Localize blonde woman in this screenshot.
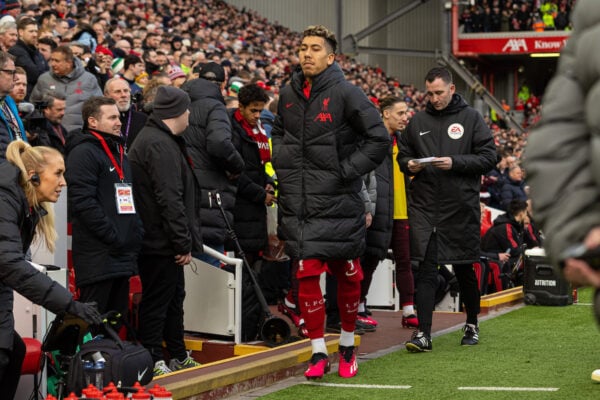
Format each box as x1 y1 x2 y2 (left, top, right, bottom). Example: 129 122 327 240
0 141 102 398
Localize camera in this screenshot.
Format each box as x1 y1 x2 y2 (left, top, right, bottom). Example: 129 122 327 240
19 101 48 134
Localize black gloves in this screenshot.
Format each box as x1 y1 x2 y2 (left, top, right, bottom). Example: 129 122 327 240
67 301 103 325
448 276 460 298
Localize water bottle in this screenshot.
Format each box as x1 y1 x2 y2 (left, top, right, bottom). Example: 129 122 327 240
93 360 105 390
83 360 94 387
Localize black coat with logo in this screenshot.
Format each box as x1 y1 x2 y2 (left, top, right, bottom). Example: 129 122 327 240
182 79 244 247
0 162 73 350
271 63 389 260
398 94 496 264
120 108 147 151
229 109 271 253
65 129 142 287
128 115 203 256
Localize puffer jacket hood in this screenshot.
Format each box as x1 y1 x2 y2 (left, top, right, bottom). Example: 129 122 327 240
183 78 224 104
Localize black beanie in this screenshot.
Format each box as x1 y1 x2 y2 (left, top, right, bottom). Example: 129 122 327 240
153 86 190 120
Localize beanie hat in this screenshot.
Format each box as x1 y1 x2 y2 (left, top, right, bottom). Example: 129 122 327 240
2 0 20 12
111 57 124 74
229 80 243 94
198 62 225 82
153 86 190 120
168 66 186 81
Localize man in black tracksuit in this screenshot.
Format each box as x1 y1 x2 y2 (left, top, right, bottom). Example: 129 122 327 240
398 67 496 352
182 66 244 266
129 86 203 376
65 96 142 319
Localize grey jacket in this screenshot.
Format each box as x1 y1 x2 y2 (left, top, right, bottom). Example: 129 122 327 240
30 57 102 132
524 0 600 266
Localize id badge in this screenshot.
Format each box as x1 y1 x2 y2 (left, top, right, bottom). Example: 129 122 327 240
115 183 136 214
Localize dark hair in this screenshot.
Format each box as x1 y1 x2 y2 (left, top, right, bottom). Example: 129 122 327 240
82 96 116 125
425 66 453 84
302 25 337 54
39 10 57 25
508 200 528 217
38 37 57 50
379 96 403 112
42 91 66 108
238 83 269 107
0 50 15 69
124 54 143 71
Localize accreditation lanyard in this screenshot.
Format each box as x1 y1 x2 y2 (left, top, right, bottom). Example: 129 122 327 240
89 130 124 181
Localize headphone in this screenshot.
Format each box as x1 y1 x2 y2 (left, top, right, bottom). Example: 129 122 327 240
30 173 40 186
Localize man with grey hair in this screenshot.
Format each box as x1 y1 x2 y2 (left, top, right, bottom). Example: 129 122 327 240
104 77 147 149
35 91 68 154
0 19 17 52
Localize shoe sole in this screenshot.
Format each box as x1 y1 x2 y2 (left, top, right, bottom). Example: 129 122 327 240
461 341 479 346
405 343 431 353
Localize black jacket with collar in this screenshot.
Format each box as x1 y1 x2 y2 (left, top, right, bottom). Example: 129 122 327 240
65 128 142 287
9 40 49 99
128 115 203 256
271 63 389 260
0 162 73 350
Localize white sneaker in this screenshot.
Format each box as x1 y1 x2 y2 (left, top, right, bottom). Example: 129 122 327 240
153 360 172 376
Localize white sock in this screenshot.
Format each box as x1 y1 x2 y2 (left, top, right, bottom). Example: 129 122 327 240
339 329 355 347
358 302 366 313
284 297 296 308
403 305 415 316
311 338 328 355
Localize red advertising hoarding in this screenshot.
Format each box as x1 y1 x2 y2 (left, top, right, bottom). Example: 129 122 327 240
456 32 571 56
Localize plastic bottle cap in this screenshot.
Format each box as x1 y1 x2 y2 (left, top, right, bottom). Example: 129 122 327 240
65 394 79 400
103 381 117 393
132 389 151 399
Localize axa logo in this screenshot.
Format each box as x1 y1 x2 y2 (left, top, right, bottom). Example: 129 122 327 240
502 39 528 52
314 97 333 122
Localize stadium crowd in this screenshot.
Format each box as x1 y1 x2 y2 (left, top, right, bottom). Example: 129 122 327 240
0 0 543 390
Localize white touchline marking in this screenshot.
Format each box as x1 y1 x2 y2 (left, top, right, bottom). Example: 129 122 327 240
458 387 559 392
303 382 411 389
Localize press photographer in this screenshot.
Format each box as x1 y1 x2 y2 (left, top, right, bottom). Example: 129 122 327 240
19 91 68 154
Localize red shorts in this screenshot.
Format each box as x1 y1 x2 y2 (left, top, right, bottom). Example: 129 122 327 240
296 258 363 282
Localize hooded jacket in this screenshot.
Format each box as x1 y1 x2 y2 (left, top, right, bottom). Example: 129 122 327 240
0 162 73 350
65 129 142 287
271 63 389 259
398 93 496 264
128 115 203 256
182 78 244 246
30 57 102 132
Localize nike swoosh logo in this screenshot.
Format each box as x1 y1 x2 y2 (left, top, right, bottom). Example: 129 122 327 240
137 367 148 381
285 103 294 108
307 307 322 313
109 167 116 172
419 131 430 136
346 270 357 277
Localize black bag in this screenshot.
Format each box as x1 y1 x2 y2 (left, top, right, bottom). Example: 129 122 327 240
67 323 153 394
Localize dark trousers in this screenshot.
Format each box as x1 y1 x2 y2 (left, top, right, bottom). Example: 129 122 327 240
78 276 130 318
416 234 480 336
0 330 26 399
137 254 187 362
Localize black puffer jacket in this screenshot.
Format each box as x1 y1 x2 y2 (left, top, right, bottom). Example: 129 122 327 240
365 133 395 260
182 78 244 246
0 162 73 350
398 94 497 264
271 63 389 259
128 115 203 256
65 129 142 287
229 109 272 253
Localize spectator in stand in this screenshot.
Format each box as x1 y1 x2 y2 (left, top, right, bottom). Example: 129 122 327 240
37 37 56 62
129 86 202 376
103 77 147 150
168 65 187 88
30 45 102 132
0 0 21 21
271 25 388 379
36 91 68 154
228 83 274 267
9 17 48 100
65 96 142 319
0 52 27 160
500 165 528 211
9 66 26 105
0 140 102 398
399 66 496 353
0 19 17 53
120 54 145 97
181 62 245 267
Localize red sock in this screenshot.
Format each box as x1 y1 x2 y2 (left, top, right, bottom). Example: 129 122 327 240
298 275 325 339
337 277 361 332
